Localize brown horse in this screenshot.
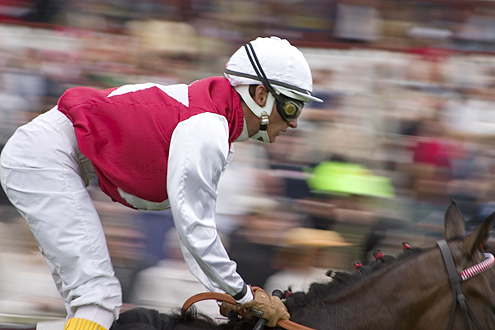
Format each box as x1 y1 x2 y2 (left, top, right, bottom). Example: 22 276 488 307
111 200 495 330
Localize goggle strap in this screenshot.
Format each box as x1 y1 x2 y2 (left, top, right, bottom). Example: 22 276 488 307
244 43 285 105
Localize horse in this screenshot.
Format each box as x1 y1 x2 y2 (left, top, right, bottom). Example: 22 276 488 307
111 200 495 330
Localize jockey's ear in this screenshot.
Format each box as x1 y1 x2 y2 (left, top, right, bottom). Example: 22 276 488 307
462 211 495 257
444 200 465 241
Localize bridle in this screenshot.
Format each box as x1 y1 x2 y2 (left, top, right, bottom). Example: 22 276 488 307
437 240 495 330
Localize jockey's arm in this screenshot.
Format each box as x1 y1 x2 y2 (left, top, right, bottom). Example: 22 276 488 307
167 113 252 303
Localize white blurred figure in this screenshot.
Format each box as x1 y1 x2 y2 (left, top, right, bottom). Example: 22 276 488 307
0 216 66 322
215 140 273 237
441 85 495 137
2 49 46 116
0 74 31 149
334 2 383 43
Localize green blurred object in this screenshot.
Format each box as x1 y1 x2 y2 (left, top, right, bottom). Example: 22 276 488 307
307 161 395 198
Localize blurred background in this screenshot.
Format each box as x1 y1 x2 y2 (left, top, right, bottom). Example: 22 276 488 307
3 0 495 325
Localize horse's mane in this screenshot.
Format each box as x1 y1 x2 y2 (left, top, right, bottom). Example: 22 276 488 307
284 246 426 312
111 306 225 330
178 307 257 330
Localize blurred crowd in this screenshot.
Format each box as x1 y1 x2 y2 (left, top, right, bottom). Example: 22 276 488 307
3 0 495 324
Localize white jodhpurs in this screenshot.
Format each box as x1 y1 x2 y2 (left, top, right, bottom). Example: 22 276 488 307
0 107 121 328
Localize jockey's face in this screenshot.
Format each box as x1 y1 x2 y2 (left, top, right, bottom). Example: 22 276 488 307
266 102 298 143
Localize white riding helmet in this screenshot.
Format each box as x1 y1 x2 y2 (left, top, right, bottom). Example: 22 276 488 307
225 36 323 143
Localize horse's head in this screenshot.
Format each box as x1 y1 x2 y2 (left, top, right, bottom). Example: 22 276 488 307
443 200 495 329
267 200 495 330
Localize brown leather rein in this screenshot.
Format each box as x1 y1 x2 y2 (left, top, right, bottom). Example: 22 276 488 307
181 292 315 330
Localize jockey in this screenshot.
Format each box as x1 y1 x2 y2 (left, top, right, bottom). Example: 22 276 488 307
0 36 322 330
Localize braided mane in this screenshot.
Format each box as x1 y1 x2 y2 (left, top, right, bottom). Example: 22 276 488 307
284 246 425 312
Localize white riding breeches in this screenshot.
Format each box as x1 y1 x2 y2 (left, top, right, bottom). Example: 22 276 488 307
0 107 121 328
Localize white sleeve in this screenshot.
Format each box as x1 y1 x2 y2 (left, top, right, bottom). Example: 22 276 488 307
167 112 252 303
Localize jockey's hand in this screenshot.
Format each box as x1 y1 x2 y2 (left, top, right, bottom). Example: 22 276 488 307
219 301 247 319
240 287 290 327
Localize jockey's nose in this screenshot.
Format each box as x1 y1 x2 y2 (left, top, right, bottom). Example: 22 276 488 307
288 118 298 128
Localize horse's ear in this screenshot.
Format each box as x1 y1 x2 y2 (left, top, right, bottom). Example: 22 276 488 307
462 211 495 257
444 200 465 240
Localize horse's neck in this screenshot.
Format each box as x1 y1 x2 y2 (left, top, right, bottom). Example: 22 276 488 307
291 251 449 330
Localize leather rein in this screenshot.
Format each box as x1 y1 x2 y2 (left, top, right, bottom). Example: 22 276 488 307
437 239 495 330
181 292 315 330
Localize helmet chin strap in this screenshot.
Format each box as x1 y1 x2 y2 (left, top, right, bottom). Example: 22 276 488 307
235 85 276 143
250 128 271 143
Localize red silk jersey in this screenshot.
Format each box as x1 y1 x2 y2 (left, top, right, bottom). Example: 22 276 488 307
58 77 244 208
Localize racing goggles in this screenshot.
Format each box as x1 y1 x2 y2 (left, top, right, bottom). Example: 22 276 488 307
276 94 304 122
